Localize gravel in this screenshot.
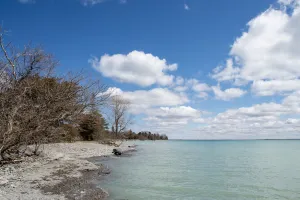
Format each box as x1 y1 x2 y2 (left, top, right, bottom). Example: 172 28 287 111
0 141 132 200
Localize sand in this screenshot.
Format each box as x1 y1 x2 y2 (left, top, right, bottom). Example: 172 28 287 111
0 141 134 200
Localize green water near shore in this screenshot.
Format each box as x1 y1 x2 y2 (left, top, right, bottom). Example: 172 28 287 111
97 140 300 200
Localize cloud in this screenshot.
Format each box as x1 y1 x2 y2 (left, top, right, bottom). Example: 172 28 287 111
90 51 177 87
18 0 35 3
211 59 242 83
102 87 189 114
192 82 210 92
142 91 300 138
80 0 107 6
101 88 300 139
101 87 206 135
119 0 127 4
185 79 211 99
122 88 188 109
99 87 123 97
175 76 184 85
212 85 246 101
186 79 210 91
184 3 190 10
196 91 300 139
144 106 202 126
196 92 209 99
218 103 291 118
252 79 300 96
212 0 300 96
156 106 201 118
140 91 300 139
278 0 300 6
173 86 188 92
281 90 300 111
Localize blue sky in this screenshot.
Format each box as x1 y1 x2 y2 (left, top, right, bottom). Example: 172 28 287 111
1 0 300 139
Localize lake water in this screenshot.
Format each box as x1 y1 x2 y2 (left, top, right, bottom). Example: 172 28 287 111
96 140 300 200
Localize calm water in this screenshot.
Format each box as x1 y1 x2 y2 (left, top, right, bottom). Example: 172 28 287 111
96 140 300 200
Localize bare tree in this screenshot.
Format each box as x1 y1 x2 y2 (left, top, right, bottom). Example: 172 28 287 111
109 95 132 136
0 27 109 161
0 29 55 85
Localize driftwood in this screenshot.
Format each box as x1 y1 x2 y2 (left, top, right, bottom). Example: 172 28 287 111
112 149 122 156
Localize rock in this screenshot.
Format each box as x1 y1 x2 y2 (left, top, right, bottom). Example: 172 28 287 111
99 167 111 175
112 149 122 156
0 178 8 186
24 148 34 156
52 153 64 160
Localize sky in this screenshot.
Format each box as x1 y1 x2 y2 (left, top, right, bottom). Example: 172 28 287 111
1 0 300 139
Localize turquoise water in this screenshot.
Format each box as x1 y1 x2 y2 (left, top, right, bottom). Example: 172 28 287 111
97 140 300 200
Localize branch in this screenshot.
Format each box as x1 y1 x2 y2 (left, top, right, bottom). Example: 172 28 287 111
0 35 16 80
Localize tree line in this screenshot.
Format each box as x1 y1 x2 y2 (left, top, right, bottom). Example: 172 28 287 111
124 130 168 140
0 27 167 161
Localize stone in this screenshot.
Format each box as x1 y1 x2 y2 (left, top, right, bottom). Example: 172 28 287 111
0 178 8 186
112 149 122 156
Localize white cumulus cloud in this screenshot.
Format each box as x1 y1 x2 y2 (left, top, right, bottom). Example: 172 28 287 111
144 106 202 126
212 85 246 101
212 0 300 96
90 51 177 87
196 91 300 139
185 79 211 99
102 87 189 114
252 79 300 96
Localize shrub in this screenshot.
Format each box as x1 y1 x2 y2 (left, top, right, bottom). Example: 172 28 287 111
77 112 105 141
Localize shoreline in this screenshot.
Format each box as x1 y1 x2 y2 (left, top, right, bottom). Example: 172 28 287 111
0 141 136 200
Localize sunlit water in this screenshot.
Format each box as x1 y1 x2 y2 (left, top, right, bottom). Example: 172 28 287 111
95 140 300 200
